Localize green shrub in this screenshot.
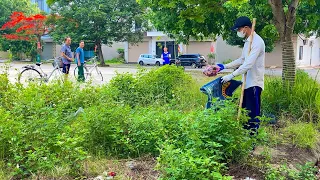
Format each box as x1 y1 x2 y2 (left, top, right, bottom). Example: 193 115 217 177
0 65 253 178
105 58 125 64
263 70 320 122
222 59 233 64
265 162 317 180
0 82 93 177
156 101 255 179
117 48 124 58
283 122 319 149
109 65 205 109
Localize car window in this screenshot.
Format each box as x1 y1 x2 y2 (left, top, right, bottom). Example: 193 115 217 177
191 55 197 58
148 55 153 58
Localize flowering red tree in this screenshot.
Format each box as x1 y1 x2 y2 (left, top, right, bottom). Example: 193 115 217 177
1 12 51 61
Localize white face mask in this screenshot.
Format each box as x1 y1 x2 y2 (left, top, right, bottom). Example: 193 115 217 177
237 30 246 38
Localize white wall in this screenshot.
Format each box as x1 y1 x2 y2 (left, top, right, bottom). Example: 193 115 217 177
311 38 320 66
215 36 242 63
296 35 320 67
101 42 125 60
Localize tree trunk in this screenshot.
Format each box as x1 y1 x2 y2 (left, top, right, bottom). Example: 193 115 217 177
96 41 105 66
268 0 299 87
281 33 296 87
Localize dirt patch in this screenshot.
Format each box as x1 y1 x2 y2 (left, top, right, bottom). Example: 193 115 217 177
267 145 319 169
227 143 320 180
227 162 264 180
85 156 159 180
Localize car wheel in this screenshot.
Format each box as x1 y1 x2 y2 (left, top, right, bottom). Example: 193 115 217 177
155 61 161 66
139 61 144 66
191 63 197 68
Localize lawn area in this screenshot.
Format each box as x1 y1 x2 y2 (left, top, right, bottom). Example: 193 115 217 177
0 65 319 179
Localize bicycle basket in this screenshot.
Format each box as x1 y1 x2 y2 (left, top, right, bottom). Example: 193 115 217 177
52 57 64 68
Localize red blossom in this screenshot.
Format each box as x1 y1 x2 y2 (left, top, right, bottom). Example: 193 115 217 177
1 11 52 43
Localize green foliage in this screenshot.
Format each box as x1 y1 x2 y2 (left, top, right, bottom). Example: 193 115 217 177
207 53 215 59
49 0 144 63
0 65 249 178
283 122 319 149
7 64 319 179
265 162 318 180
117 48 124 58
262 70 320 122
139 0 319 52
156 102 255 179
109 65 204 109
105 58 125 64
222 59 233 64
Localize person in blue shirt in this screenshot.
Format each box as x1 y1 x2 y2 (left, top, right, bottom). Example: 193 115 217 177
75 41 85 82
161 47 171 65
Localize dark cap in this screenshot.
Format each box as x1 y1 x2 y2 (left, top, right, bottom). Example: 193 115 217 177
230 16 252 31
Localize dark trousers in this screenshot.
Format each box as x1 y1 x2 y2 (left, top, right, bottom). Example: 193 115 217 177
62 64 71 74
242 86 262 134
77 63 85 82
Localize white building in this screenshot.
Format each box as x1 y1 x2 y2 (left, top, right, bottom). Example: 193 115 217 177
125 31 213 63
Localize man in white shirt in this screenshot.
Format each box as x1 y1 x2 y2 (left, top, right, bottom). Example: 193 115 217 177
217 16 265 135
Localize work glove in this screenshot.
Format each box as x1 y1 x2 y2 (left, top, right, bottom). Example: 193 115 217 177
216 64 225 71
221 73 235 83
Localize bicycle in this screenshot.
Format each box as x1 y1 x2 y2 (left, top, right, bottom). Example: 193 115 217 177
73 56 103 83
18 57 64 84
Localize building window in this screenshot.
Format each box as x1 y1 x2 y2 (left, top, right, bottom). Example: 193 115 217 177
299 46 303 60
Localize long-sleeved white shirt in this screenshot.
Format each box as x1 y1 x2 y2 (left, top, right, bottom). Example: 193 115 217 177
225 32 265 90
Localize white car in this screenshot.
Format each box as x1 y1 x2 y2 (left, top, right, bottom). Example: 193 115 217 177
138 54 164 66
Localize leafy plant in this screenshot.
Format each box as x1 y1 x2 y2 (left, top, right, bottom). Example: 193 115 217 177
117 48 124 58
222 59 233 64
156 101 255 179
265 162 317 180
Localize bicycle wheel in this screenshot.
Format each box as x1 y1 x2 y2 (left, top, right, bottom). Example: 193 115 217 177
87 67 103 84
74 66 89 81
18 68 42 84
48 68 64 83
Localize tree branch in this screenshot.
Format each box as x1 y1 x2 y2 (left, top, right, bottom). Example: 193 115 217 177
286 0 299 31
268 0 286 40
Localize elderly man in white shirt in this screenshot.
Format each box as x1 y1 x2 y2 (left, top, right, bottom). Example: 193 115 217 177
217 16 265 135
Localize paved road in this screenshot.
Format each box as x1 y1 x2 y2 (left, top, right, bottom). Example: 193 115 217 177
1 62 320 85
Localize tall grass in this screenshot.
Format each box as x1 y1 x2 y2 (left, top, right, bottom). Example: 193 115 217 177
262 70 320 122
